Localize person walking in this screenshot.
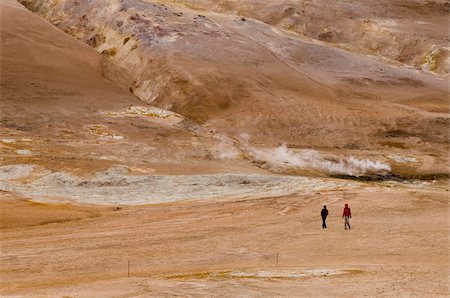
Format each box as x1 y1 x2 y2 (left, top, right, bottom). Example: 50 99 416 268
342 203 351 230
321 205 328 229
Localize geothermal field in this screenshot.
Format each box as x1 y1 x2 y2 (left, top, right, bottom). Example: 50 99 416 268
1 0 449 296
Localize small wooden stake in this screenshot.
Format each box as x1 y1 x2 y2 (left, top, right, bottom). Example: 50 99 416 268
276 253 279 267
128 260 130 278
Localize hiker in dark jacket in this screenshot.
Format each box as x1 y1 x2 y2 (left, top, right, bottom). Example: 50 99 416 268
342 203 352 230
321 205 328 229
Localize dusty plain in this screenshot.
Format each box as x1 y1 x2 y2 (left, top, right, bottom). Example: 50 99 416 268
1 0 449 296
1 185 449 296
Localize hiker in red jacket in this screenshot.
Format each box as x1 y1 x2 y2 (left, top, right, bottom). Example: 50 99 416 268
342 203 351 230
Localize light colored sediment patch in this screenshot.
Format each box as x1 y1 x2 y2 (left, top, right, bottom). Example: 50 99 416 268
102 106 186 126
14 149 32 155
1 138 16 144
127 106 176 118
388 154 419 163
0 164 34 181
421 48 442 71
167 268 361 280
0 165 361 205
88 125 125 140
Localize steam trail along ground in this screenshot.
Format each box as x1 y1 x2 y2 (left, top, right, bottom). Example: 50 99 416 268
1 0 449 296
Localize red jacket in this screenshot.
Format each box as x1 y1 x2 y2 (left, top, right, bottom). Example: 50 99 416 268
342 207 351 217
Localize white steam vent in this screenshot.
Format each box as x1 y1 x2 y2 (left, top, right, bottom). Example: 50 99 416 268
240 135 391 176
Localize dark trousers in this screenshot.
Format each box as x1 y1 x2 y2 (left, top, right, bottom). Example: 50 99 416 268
322 216 327 228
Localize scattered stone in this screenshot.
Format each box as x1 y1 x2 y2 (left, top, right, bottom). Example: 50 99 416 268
86 33 106 48
318 31 334 42
101 47 117 57
194 15 207 20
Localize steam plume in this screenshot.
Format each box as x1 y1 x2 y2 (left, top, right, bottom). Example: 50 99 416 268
239 135 390 176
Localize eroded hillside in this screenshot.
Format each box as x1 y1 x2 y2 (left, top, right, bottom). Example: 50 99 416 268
14 0 449 178
1 2 449 296
0 0 255 177
161 0 450 76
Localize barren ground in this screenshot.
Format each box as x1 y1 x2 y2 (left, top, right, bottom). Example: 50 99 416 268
1 0 449 296
1 184 448 296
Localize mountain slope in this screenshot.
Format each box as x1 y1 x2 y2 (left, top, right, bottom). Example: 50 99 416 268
0 0 252 176
16 0 449 177
158 0 450 77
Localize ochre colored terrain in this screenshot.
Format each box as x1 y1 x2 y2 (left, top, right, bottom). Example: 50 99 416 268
1 0 448 296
